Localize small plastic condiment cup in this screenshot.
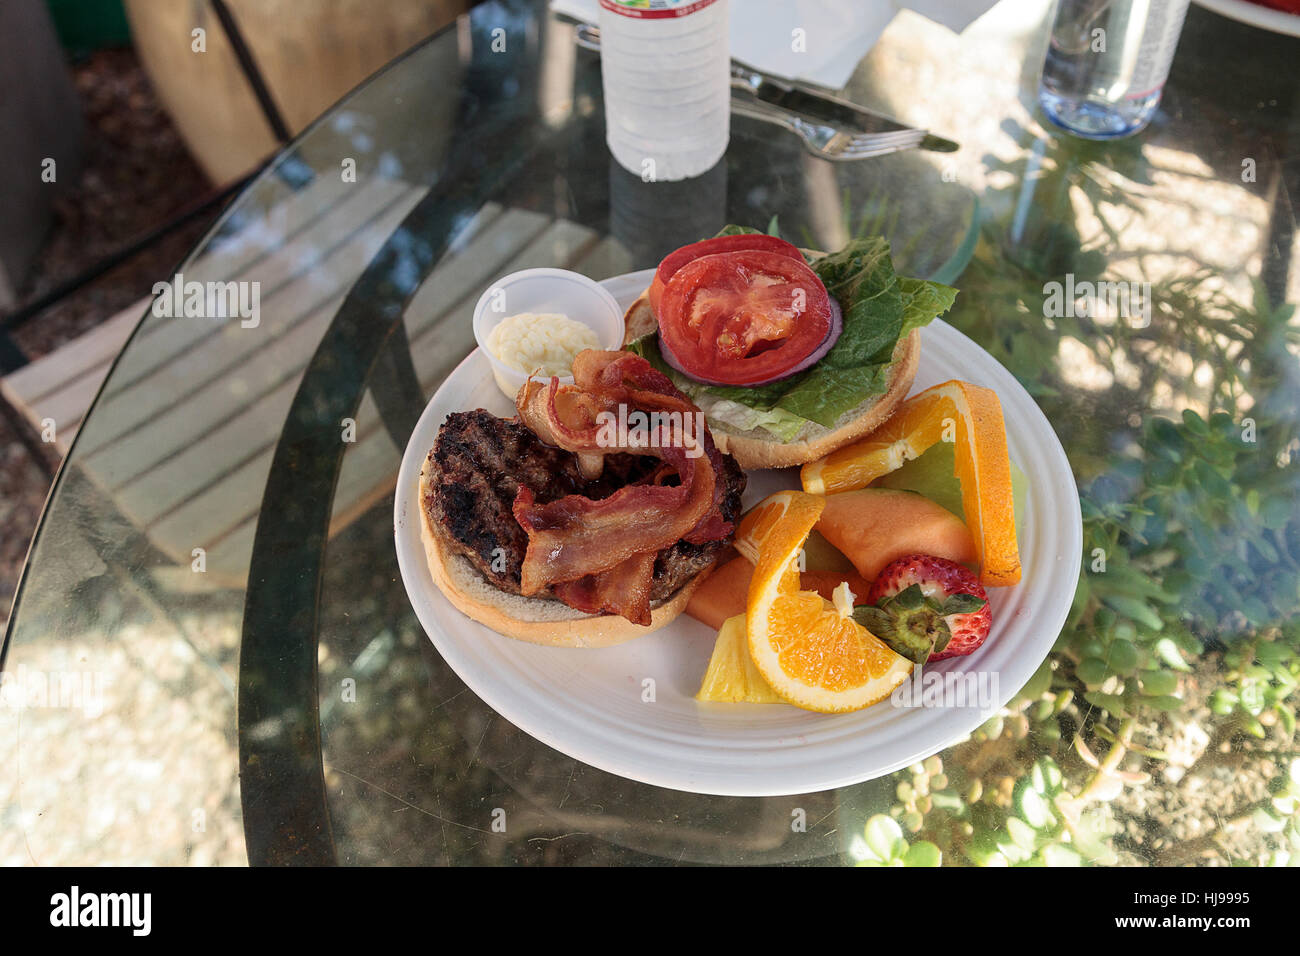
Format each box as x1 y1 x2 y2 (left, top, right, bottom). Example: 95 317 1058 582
472 268 626 401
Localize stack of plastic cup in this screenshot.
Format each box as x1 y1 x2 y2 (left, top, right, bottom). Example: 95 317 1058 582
598 0 730 183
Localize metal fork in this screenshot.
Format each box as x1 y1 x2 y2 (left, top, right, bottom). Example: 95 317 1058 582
728 98 927 161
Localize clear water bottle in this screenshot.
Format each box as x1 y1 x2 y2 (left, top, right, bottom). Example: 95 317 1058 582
598 0 730 182
1038 0 1190 139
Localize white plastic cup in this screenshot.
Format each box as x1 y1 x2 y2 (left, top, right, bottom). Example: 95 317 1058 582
472 268 625 401
598 0 730 183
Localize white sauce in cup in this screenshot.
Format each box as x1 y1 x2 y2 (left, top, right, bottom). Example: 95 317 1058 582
484 312 602 378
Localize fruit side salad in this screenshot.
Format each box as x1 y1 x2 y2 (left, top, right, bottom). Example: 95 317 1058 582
687 379 1024 713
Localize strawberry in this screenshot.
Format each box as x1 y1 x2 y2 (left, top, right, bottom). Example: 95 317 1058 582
853 554 991 664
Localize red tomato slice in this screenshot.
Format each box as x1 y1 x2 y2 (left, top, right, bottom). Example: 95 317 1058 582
648 234 805 318
657 250 834 386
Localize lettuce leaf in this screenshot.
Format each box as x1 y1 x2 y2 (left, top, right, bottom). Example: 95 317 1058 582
691 396 810 443
638 229 957 438
776 364 893 422
809 237 904 368
714 224 763 237
627 335 813 440
899 276 958 338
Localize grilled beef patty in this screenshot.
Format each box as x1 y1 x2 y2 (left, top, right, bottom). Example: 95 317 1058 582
425 410 745 605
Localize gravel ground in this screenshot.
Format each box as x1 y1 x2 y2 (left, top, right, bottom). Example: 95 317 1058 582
2 47 217 629
0 414 50 628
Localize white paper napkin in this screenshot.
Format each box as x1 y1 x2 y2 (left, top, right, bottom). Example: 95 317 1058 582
551 0 997 89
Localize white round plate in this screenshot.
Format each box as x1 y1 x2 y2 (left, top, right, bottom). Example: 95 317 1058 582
1192 0 1300 36
394 268 1083 796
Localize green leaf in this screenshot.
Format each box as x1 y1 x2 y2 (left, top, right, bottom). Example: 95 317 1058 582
898 276 958 336
1109 640 1139 675
1260 496 1293 531
889 584 928 610
853 606 894 634
1154 637 1193 671
809 237 894 305
1255 641 1290 670
1101 594 1165 631
1182 409 1209 435
699 394 810 442
1077 657 1108 685
1019 785 1053 829
863 814 906 862
713 223 762 237
1240 682 1266 716
776 363 892 426
997 837 1033 864
1210 688 1239 714
1084 691 1129 717
1041 843 1083 867
1246 488 1261 516
903 841 942 867
1138 670 1179 696
1006 817 1039 851
1031 757 1063 795
626 335 813 441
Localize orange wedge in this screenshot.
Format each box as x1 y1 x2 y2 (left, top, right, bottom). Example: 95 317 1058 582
745 491 911 713
800 380 1021 587
732 489 806 565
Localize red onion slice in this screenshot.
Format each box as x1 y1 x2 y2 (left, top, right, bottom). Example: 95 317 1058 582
660 295 843 387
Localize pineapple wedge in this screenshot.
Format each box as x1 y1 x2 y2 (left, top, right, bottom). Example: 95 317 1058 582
695 615 784 704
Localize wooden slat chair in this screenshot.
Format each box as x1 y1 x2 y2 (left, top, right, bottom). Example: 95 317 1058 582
2 303 142 455
2 169 361 454
2 173 627 588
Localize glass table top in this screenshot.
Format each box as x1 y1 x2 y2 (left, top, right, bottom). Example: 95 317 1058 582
2 0 1297 866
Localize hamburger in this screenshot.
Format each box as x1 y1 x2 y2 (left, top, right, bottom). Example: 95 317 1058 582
420 349 745 647
623 227 957 471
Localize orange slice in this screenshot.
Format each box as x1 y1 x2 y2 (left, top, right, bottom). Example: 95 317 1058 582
732 489 806 565
745 491 911 713
800 380 1021 587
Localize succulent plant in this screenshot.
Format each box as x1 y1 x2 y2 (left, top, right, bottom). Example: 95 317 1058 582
852 814 942 867
844 128 1300 868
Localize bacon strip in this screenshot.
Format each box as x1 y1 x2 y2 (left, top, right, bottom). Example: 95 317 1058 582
553 553 657 627
518 353 734 542
511 442 714 593
516 379 606 480
509 350 733 621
